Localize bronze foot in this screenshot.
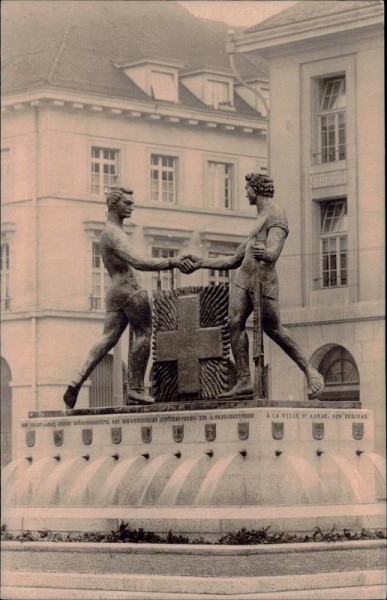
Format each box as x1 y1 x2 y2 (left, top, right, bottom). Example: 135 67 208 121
306 367 325 399
219 378 254 399
63 384 80 409
127 388 154 405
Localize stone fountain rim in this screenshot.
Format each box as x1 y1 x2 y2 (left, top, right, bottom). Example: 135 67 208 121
2 539 386 555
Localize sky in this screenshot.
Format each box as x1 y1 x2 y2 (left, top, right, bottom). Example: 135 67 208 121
179 0 298 27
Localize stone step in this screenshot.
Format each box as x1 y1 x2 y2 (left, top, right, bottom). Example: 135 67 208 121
2 569 386 599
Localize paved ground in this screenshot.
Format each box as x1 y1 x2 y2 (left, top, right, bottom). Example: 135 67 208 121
3 546 385 578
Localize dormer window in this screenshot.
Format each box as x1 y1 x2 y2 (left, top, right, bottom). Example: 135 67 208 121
181 68 234 111
115 58 183 103
150 70 177 102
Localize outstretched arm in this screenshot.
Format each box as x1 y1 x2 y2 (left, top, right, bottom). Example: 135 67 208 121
251 227 287 263
110 229 180 271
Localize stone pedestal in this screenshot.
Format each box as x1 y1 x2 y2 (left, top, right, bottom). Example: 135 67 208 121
2 403 385 537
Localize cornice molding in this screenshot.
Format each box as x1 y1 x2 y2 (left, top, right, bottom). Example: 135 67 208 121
232 4 384 56
1 88 267 134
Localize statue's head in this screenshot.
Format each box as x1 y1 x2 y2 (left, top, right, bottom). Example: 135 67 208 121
245 173 274 198
106 187 134 210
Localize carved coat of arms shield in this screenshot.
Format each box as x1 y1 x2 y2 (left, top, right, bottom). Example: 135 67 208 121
82 429 93 445
53 429 64 447
111 427 122 444
173 425 184 443
205 423 216 442
238 422 249 441
312 422 325 440
272 422 284 440
352 422 364 440
26 430 35 448
141 426 152 444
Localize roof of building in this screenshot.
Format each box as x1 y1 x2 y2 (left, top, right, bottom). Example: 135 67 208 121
2 0 267 118
245 0 382 33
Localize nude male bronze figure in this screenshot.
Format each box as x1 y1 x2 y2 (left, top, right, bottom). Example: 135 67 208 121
181 173 324 400
63 187 184 408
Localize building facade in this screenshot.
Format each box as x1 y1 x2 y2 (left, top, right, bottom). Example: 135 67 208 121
1 1 268 463
231 0 385 455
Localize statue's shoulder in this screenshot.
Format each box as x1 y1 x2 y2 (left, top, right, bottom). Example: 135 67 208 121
268 201 289 234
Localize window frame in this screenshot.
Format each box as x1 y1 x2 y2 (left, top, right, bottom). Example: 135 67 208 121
207 161 234 210
316 75 346 165
319 198 348 289
150 153 178 204
90 146 120 196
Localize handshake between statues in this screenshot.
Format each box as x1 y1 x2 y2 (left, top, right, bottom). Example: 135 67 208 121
177 255 203 274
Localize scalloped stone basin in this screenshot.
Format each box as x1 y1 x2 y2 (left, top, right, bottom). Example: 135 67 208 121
2 404 385 535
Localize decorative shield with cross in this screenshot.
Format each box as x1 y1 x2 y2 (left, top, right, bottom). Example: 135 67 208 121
173 425 184 443
272 422 284 440
312 422 325 441
82 429 93 445
153 286 229 401
205 423 216 442
53 429 64 447
352 423 364 440
26 430 35 448
141 426 152 444
111 427 122 444
238 422 249 441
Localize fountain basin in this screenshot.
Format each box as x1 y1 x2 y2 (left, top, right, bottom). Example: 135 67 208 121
2 404 385 535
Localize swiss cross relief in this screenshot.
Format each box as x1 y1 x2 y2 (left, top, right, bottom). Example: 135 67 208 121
152 286 230 401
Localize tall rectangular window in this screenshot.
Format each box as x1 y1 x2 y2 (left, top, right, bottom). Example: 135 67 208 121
320 199 348 288
318 76 346 163
150 155 177 203
91 242 109 310
151 247 177 291
208 162 233 209
91 147 118 195
1 242 11 310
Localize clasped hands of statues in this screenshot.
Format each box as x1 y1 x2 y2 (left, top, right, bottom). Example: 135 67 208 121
175 243 267 274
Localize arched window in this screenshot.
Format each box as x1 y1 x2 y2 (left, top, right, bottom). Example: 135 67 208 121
90 355 127 407
315 345 359 402
1 357 12 466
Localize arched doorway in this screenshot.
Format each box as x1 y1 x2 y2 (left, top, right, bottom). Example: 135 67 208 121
89 355 127 407
1 357 12 466
311 344 360 403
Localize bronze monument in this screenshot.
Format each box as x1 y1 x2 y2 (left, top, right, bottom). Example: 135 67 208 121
180 173 324 400
63 187 189 408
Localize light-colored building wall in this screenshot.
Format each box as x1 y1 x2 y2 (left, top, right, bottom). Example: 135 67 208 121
2 93 266 459
234 5 385 456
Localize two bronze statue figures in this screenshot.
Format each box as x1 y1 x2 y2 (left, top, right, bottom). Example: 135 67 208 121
63 174 324 409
